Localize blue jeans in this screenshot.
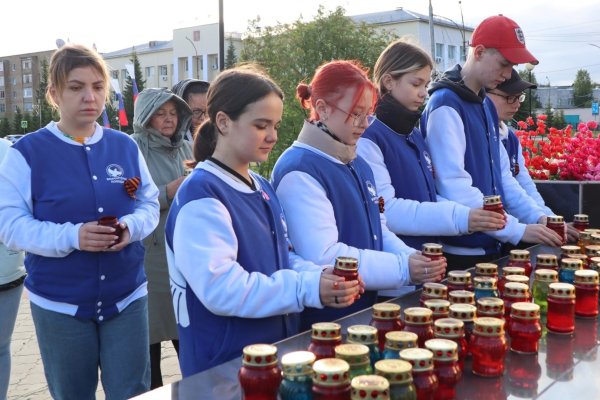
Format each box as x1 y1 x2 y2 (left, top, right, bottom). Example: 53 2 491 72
0 283 24 400
31 296 150 400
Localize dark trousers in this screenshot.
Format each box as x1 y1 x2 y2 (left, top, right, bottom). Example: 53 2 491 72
150 340 180 389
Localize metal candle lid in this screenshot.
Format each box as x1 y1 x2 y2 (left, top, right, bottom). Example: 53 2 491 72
312 358 350 386
580 231 593 242
425 338 458 361
473 317 504 337
448 290 475 305
548 282 576 299
423 282 448 298
242 344 278 367
536 254 558 267
347 325 378 345
585 245 600 257
474 276 498 290
404 307 433 325
350 375 390 399
335 344 370 366
399 348 434 371
335 256 359 272
477 297 505 315
281 351 316 377
475 263 498 276
574 269 600 285
448 270 472 285
422 242 443 255
509 249 530 261
434 318 465 338
534 269 558 282
561 258 583 271
372 303 401 319
510 302 540 320
574 214 589 223
505 274 530 285
547 215 565 224
374 359 413 384
483 195 502 206
592 234 600 244
504 282 529 298
311 322 342 341
384 331 418 351
424 299 451 315
561 245 582 255
502 266 525 276
449 303 477 321
585 229 600 235
590 257 600 272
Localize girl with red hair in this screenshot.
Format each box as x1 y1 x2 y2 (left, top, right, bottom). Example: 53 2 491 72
272 60 446 329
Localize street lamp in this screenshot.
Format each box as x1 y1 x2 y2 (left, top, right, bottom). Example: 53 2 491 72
185 36 200 79
525 63 535 116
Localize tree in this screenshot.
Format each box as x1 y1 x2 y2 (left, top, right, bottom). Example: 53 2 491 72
241 6 396 176
553 109 566 129
0 118 11 137
225 38 238 69
573 69 593 108
544 101 555 128
515 69 542 122
12 108 23 134
122 50 146 133
36 58 59 128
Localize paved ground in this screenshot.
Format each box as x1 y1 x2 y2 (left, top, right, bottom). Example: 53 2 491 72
7 290 182 400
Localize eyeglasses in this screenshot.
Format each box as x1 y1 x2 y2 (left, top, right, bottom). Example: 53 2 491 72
328 103 372 127
191 109 207 119
488 92 526 104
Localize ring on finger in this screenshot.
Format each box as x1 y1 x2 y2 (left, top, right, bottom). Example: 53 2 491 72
334 296 339 304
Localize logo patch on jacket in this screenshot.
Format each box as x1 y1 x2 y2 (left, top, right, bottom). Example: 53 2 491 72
366 180 378 203
106 164 126 183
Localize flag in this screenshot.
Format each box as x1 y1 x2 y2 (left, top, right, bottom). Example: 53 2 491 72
125 64 139 103
102 107 110 128
117 93 128 127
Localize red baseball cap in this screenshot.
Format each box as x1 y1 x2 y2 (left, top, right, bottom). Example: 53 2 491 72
470 15 538 65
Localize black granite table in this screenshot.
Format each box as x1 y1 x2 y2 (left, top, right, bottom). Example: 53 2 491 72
133 245 600 399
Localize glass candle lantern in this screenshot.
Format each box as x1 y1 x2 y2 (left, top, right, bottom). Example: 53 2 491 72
508 302 542 354
470 317 508 377
383 331 418 360
239 344 282 400
506 250 532 278
448 290 475 306
574 269 599 319
335 344 373 379
559 258 583 284
308 322 342 360
502 282 530 323
590 257 600 274
533 269 558 314
473 276 499 300
399 348 438 400
420 282 448 306
475 263 498 279
433 318 467 370
425 338 461 400
422 243 444 262
370 303 404 352
585 245 600 258
403 307 434 347
498 266 525 296
423 299 450 321
585 228 600 235
536 253 559 272
312 358 351 400
579 232 593 252
591 234 600 245
503 275 531 299
547 215 566 244
347 325 380 369
449 304 477 355
334 256 359 282
350 375 390 400
573 214 589 231
483 194 504 215
374 359 417 400
280 351 316 400
477 297 505 323
447 270 473 291
547 282 576 335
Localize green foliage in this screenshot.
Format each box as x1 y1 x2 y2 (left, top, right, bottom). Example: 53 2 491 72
573 69 593 108
225 38 238 69
0 118 11 137
122 50 146 133
35 58 59 128
544 102 555 128
553 109 567 129
12 108 23 133
240 6 396 177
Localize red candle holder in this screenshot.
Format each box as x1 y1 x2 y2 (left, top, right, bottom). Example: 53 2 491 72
312 358 351 399
574 269 599 319
579 232 593 252
502 282 530 323
308 322 342 360
505 351 541 399
370 303 404 352
434 318 467 371
471 317 508 377
535 253 559 272
333 256 359 282
447 270 473 291
476 297 505 330
448 290 475 306
239 344 282 400
449 304 477 356
425 338 461 400
98 215 124 240
483 195 504 216
547 215 566 245
506 249 532 278
475 263 498 279
403 307 434 347
498 266 525 296
585 245 600 258
547 283 576 335
545 331 574 381
420 282 448 306
424 299 450 321
350 375 389 400
508 302 542 354
399 348 438 400
422 243 444 261
573 213 590 232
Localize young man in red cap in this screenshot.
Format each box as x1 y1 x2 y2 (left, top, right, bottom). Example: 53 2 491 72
421 15 563 269
488 69 578 242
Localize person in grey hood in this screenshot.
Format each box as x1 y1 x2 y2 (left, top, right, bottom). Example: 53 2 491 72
131 88 193 388
172 79 209 141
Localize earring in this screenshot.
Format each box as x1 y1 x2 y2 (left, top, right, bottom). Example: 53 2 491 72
321 114 328 122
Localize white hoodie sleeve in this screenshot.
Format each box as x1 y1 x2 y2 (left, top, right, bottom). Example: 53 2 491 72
357 137 470 236
275 170 411 290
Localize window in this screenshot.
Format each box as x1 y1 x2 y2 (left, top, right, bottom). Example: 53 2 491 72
24 102 33 112
21 58 32 70
199 57 204 70
193 30 200 41
0 63 3 72
145 66 154 77
184 59 189 72
13 91 16 98
110 70 119 79
13 105 19 112
0 77 3 87
12 78 16 85
0 103 4 113
435 43 444 59
12 64 16 71
0 90 3 99
460 46 467 62
23 88 32 98
448 45 457 62
158 65 168 76
22 74 32 84
121 69 130 80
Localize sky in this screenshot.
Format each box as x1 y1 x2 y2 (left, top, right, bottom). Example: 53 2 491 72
2 0 599 86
